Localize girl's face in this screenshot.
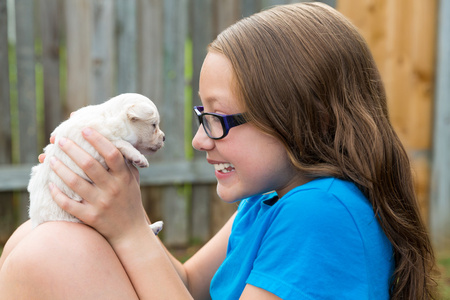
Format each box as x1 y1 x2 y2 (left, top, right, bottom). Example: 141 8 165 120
192 52 308 203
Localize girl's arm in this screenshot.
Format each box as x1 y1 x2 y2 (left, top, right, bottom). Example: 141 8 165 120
183 213 234 299
49 128 231 299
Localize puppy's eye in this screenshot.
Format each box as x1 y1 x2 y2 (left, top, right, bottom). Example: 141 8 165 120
152 124 156 128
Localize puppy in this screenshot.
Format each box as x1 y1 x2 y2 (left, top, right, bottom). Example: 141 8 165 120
28 93 165 234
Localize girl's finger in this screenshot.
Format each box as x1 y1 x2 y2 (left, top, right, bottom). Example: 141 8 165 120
49 156 96 202
56 136 112 188
38 154 46 163
49 181 89 223
80 128 129 174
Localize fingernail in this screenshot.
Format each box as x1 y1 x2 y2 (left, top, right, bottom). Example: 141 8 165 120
49 182 54 191
50 156 57 166
59 137 67 146
82 128 92 136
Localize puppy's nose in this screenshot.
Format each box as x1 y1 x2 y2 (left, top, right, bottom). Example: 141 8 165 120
163 135 165 142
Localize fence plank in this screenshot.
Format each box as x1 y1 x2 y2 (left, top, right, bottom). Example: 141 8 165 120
116 0 137 93
318 0 336 7
65 0 91 112
407 0 437 225
263 0 289 7
15 0 37 222
241 0 262 17
0 0 11 164
216 0 240 33
0 0 15 245
162 0 189 246
40 0 62 139
91 0 115 103
430 0 450 253
0 160 216 192
15 0 37 164
137 0 163 104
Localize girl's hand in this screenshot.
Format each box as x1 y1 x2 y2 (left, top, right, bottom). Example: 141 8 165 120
48 128 150 246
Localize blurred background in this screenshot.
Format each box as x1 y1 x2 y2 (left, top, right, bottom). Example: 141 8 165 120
0 0 449 295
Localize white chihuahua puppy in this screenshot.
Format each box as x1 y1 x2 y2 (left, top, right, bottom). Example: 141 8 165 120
28 93 164 234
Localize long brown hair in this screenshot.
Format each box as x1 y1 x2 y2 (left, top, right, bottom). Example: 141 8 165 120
209 2 437 299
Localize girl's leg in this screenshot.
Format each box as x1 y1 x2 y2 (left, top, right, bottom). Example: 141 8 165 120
0 221 139 300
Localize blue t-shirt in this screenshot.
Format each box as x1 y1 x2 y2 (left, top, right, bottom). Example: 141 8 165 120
210 177 394 299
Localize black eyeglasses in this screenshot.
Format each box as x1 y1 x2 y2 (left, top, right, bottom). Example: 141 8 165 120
193 106 247 140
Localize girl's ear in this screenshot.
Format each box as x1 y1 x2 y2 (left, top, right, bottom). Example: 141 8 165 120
126 103 155 121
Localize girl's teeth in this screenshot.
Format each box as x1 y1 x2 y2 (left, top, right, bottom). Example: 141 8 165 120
214 163 235 173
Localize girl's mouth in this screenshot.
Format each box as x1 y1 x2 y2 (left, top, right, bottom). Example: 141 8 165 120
214 163 235 173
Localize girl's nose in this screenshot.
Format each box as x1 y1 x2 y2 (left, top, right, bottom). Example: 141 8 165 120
192 126 214 152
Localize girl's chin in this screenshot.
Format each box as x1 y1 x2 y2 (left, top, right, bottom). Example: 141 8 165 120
216 185 242 204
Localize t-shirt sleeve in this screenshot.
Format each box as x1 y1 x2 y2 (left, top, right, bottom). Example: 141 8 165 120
247 189 370 299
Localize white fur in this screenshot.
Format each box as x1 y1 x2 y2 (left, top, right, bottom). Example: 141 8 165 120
28 93 165 234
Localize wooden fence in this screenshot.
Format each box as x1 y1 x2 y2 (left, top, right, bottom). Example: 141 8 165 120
0 0 338 248
1 0 449 251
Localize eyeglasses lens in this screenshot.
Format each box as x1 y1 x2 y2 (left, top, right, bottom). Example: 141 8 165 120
203 114 223 138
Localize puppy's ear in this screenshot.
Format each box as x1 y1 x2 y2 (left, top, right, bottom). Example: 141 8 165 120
127 103 155 121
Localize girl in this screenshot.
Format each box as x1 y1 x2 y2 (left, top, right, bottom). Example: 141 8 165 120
0 2 437 299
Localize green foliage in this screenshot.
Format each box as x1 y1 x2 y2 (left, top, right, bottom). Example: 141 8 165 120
439 254 450 299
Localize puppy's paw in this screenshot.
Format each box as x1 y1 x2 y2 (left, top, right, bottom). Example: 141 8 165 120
113 140 149 168
131 155 149 168
150 221 164 235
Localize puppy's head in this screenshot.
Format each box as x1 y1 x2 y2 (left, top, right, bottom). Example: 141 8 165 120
125 95 165 155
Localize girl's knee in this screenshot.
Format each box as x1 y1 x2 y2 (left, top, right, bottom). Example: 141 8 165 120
0 220 33 269
0 222 138 299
